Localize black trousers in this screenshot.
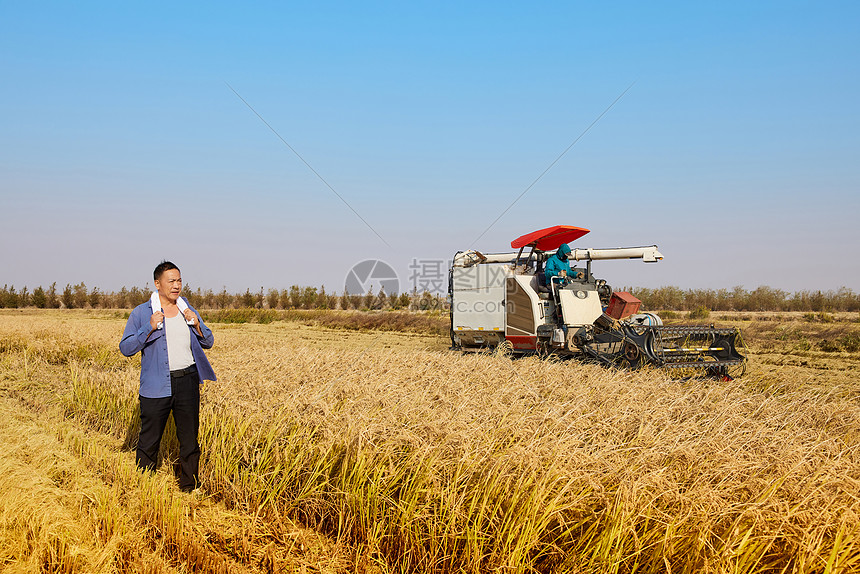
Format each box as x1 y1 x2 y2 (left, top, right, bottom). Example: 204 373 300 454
136 366 201 491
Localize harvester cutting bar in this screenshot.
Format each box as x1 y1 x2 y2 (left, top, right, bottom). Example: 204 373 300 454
657 326 739 337
662 347 729 353
663 359 745 369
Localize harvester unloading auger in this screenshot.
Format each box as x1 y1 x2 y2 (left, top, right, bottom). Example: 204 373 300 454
449 225 747 378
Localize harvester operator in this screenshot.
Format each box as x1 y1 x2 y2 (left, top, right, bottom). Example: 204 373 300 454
544 243 572 285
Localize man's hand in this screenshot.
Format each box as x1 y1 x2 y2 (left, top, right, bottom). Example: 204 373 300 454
150 312 164 330
559 269 567 278
184 309 204 336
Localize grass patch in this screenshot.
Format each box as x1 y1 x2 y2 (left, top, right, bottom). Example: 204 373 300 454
688 306 710 320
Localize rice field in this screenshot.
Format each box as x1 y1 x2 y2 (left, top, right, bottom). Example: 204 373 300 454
0 309 859 573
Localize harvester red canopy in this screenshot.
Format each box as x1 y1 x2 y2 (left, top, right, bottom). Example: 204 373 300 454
510 225 590 251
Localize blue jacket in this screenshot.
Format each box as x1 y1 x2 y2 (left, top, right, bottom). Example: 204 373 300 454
119 298 216 398
544 244 572 285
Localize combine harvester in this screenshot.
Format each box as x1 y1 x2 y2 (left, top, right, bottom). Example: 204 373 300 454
449 225 746 378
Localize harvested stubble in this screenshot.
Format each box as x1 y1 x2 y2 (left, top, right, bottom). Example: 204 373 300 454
200 307 450 335
2 310 860 573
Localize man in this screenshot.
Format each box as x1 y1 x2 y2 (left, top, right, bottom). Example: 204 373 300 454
544 243 573 286
119 261 216 493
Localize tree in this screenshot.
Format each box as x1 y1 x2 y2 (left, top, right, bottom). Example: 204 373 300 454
241 288 255 307
32 286 47 308
61 284 74 308
339 291 351 310
115 287 129 309
183 286 202 309
315 286 329 309
288 286 301 309
266 288 280 309
388 292 400 309
372 287 386 310
214 288 230 309
362 286 374 310
127 286 147 307
88 287 101 308
47 283 59 308
300 286 317 309
1 285 19 308
398 292 410 309
72 283 88 308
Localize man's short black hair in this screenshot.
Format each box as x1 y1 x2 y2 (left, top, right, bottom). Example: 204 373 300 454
154 261 180 281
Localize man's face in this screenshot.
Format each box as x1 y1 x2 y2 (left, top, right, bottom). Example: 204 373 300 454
155 269 182 303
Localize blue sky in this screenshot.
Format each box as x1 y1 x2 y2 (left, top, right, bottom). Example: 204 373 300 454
2 1 858 294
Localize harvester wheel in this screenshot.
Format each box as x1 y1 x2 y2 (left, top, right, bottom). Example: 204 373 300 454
623 341 641 368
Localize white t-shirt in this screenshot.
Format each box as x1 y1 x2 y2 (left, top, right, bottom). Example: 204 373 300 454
164 312 195 371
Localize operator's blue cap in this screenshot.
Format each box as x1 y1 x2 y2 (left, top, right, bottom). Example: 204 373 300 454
558 244 571 255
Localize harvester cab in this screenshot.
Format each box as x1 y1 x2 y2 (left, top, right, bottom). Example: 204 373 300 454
449 225 747 378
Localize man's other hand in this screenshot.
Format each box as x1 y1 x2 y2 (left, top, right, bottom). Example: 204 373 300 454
150 312 164 330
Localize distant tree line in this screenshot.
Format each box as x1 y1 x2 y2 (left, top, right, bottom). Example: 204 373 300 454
0 283 858 312
626 285 860 312
0 283 444 311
